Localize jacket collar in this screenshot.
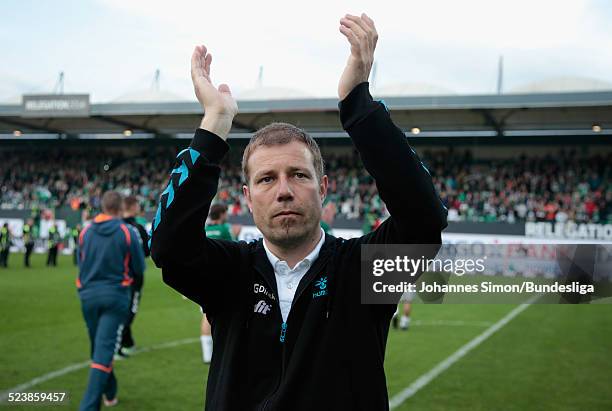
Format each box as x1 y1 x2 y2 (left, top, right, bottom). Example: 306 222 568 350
262 227 326 272
93 213 116 223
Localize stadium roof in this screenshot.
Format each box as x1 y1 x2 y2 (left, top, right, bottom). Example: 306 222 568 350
373 82 456 96
112 89 188 103
509 76 612 94
1 90 611 142
237 86 313 100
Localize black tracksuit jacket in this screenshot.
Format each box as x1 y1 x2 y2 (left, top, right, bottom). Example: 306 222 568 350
150 82 448 410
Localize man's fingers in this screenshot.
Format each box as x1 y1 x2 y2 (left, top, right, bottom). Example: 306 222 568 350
344 14 377 52
361 14 379 48
345 14 375 48
339 25 360 51
344 14 371 37
204 53 212 77
340 17 368 42
361 13 376 31
339 22 365 55
191 45 213 84
218 84 232 95
191 47 204 80
341 15 375 55
337 13 377 99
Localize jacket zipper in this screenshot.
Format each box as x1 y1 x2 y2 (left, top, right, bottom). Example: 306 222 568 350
260 254 330 410
279 321 287 343
257 269 284 411
261 278 323 410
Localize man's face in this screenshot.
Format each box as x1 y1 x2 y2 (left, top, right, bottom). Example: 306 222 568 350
125 203 140 217
219 211 227 224
243 141 328 249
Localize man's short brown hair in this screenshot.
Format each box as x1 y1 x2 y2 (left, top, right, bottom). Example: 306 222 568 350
123 195 140 210
209 204 228 220
101 191 123 215
241 123 325 184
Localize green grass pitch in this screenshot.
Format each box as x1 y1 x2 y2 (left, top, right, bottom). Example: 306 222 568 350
1 253 611 410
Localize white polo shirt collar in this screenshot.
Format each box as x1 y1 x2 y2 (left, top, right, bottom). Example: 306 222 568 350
263 228 326 322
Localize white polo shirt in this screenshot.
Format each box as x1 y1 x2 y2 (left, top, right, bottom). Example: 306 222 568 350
263 228 325 322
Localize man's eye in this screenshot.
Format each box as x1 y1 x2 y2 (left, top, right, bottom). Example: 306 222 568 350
295 173 306 179
259 176 273 183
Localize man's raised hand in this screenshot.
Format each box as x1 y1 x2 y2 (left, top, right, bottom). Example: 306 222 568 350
191 45 238 140
338 13 378 101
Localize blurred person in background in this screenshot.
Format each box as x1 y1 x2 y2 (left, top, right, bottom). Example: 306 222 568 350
71 224 82 266
200 203 241 363
320 201 336 235
0 222 11 268
118 195 150 357
46 224 61 266
76 191 145 410
23 219 35 268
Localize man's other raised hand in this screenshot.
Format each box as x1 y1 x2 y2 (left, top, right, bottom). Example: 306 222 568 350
191 45 237 140
338 13 378 101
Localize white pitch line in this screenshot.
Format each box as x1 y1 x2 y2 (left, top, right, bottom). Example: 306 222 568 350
0 337 199 402
409 320 493 327
1 299 537 406
389 295 541 410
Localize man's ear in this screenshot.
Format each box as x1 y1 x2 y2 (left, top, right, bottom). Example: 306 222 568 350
319 175 329 203
243 184 253 213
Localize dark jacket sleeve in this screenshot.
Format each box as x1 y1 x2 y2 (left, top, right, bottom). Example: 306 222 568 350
136 223 150 257
339 82 448 245
128 225 146 287
149 129 244 312
339 83 447 319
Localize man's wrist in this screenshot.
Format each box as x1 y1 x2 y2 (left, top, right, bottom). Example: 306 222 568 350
338 82 377 130
200 114 234 140
191 128 230 163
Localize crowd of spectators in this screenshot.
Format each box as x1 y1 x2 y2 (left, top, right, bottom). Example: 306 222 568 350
429 149 611 224
1 147 610 224
0 147 173 214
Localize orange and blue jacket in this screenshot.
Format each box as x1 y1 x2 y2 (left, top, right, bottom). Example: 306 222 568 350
77 214 145 297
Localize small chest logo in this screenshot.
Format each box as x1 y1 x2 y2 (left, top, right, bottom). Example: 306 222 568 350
254 283 276 300
312 276 328 299
254 300 272 315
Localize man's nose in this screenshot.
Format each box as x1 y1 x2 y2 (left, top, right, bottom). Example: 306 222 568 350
276 175 294 202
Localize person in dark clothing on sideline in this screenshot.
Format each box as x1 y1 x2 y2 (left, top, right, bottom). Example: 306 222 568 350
0 223 11 267
72 224 82 266
47 224 61 266
150 14 446 410
122 196 150 258
23 219 35 268
118 195 149 356
77 191 145 410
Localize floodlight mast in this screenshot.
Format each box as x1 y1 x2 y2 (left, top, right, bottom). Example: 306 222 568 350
152 69 161 91
257 66 264 88
53 71 64 94
497 55 504 95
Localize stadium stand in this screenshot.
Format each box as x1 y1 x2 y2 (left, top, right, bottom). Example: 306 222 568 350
1 147 609 224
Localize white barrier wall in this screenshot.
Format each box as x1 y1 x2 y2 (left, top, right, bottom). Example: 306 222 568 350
2 221 610 255
0 218 70 254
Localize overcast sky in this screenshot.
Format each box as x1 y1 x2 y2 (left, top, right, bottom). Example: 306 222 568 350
1 0 611 102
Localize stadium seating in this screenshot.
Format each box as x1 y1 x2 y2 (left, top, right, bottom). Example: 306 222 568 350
0 147 609 224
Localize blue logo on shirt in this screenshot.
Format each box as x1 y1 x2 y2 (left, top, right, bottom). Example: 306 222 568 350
313 276 328 298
